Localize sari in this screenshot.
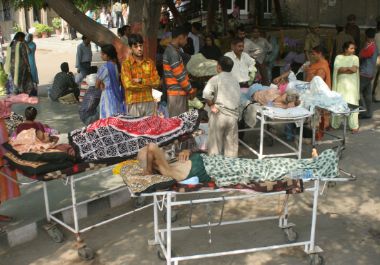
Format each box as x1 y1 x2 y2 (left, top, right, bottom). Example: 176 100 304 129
27 41 39 85
331 54 360 129
4 41 34 95
98 61 126 118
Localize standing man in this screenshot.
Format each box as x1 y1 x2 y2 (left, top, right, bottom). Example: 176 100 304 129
251 27 272 85
203 56 240 157
121 34 160 117
359 28 378 119
113 1 123 28
237 25 262 60
163 26 195 117
304 22 321 62
225 38 256 87
345 14 361 52
76 36 92 79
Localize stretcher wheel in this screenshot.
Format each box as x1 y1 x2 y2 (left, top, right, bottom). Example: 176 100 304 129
162 210 178 223
283 227 298 243
78 246 95 261
47 226 64 243
309 254 324 265
134 197 146 208
157 248 175 261
327 181 336 188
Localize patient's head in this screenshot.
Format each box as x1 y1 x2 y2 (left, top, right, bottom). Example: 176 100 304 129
285 92 300 106
25 106 38 121
60 62 69 73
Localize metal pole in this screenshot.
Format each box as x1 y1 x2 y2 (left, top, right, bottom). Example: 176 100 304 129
153 195 159 244
298 119 304 159
259 114 265 159
166 193 172 265
309 180 320 251
70 176 80 236
43 182 51 222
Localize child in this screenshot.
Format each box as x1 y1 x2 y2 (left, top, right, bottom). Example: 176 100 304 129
202 56 240 157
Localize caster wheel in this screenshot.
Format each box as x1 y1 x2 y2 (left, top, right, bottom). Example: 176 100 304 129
327 181 336 188
309 254 324 265
47 226 64 243
157 248 175 261
78 246 95 261
134 197 146 208
162 210 178 223
283 227 298 243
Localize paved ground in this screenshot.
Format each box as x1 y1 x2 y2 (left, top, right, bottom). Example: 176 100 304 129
0 36 380 265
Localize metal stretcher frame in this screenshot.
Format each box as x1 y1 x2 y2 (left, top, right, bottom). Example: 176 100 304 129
239 107 312 159
0 164 148 260
311 106 365 149
135 170 355 265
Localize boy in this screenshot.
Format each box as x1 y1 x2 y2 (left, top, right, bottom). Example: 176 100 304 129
202 56 240 157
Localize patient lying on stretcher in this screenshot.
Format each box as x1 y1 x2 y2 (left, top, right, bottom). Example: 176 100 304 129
241 79 300 109
137 143 338 187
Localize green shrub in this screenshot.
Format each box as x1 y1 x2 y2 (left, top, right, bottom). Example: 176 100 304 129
52 17 61 29
34 23 53 34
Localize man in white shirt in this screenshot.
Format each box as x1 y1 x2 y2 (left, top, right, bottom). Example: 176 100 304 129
113 1 123 28
251 27 272 85
225 38 256 87
203 56 240 157
188 22 203 54
237 26 262 60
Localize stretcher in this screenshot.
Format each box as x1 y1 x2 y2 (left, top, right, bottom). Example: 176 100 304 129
0 161 147 260
311 105 365 154
239 105 313 159
131 168 355 265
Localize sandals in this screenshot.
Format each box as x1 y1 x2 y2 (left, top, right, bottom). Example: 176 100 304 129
351 128 360 134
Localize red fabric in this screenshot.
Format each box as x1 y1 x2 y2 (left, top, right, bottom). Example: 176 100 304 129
360 41 376 58
86 115 183 138
15 122 45 135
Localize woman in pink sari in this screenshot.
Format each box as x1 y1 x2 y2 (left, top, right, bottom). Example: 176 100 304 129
0 94 37 226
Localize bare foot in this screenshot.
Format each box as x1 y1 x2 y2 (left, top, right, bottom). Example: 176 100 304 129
0 215 13 222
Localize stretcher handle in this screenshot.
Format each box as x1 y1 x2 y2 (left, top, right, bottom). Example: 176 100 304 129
319 168 357 182
0 165 40 185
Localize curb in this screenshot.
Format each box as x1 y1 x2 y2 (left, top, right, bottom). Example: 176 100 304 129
0 189 131 249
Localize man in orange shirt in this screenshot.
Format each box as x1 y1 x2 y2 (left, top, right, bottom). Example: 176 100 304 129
121 34 160 117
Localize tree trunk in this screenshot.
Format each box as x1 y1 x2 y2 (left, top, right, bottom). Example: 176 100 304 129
142 0 164 62
166 0 184 25
273 0 283 26
207 0 218 32
128 0 144 33
45 0 129 61
220 0 228 35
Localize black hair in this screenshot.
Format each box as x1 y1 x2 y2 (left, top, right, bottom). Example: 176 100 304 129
336 25 344 33
172 26 189 38
117 27 125 37
231 38 244 46
101 44 118 60
60 62 69 72
82 35 88 41
311 45 327 57
11 32 25 45
90 66 98 74
365 28 376 38
128 33 144 47
192 22 202 32
218 56 234 72
237 25 245 32
342 41 355 52
25 106 37 121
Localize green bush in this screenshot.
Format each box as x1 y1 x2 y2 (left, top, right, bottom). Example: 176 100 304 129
52 17 61 29
34 23 53 34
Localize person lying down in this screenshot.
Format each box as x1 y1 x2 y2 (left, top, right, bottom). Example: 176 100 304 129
136 143 339 187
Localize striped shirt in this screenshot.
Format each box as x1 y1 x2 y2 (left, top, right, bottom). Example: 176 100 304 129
121 55 160 104
163 44 192 94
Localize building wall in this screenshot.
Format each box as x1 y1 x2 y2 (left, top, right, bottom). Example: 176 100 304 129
280 0 380 27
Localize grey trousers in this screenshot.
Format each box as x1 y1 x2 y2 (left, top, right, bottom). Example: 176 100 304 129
127 101 156 117
167 95 188 117
208 112 238 157
359 76 373 118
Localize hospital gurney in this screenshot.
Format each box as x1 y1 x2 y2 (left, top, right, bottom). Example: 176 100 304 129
239 105 313 159
311 105 365 154
130 168 355 265
0 160 148 261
